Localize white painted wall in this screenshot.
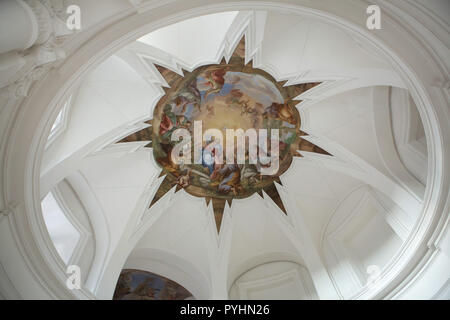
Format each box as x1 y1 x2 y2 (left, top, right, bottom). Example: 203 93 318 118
138 11 238 67
42 55 157 175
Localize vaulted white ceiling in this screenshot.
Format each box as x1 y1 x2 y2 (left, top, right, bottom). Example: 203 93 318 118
38 9 431 300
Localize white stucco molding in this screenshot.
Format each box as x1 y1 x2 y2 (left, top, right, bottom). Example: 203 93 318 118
371 86 426 200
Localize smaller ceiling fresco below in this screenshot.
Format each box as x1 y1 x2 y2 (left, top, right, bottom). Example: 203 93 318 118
113 269 194 300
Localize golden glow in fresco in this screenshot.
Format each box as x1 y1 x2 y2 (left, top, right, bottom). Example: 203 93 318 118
119 37 331 233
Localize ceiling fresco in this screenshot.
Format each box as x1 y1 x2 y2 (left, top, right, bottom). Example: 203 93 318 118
119 37 331 233
113 269 193 300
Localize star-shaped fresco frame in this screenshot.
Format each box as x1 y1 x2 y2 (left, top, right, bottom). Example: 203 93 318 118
117 36 331 234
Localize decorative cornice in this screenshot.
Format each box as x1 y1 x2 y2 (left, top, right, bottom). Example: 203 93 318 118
0 1 67 98
3 43 65 99
24 0 53 45
0 203 17 222
0 208 12 218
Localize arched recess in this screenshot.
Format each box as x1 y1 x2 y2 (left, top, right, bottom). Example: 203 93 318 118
321 185 406 299
227 248 318 300
229 260 318 300
371 86 425 201
389 87 428 186
299 85 424 218
0 0 448 300
41 180 96 280
65 171 111 294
